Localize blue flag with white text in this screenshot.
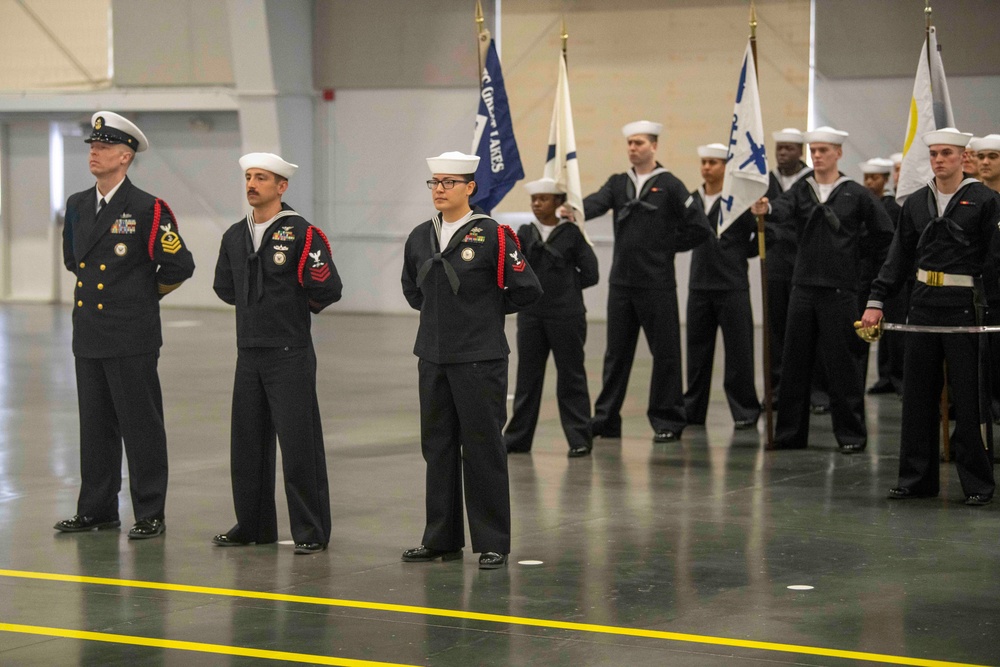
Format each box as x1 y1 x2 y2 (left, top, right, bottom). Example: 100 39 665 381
471 36 523 213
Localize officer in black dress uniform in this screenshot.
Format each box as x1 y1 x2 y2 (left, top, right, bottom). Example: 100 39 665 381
862 127 1000 505
752 127 893 453
504 178 599 457
401 152 542 570
212 153 342 554
583 120 713 443
56 111 195 539
683 144 761 429
861 157 906 396
764 129 811 406
971 135 1000 425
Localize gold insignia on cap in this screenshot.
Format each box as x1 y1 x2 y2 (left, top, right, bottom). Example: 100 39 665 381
95 117 104 130
114 243 127 256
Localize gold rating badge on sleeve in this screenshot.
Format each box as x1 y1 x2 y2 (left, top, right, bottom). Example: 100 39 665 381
161 232 182 254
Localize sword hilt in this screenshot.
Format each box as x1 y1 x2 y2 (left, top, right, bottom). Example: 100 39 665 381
853 319 883 343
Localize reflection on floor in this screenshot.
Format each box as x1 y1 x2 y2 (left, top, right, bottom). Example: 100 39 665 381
0 304 995 666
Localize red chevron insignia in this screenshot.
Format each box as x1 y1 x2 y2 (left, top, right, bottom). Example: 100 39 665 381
310 265 331 282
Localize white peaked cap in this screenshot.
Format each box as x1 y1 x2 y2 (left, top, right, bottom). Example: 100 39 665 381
772 128 804 143
804 126 849 144
970 134 1000 152
426 151 480 175
88 111 149 152
890 152 904 165
922 127 972 147
697 143 729 159
860 158 894 174
240 152 298 179
622 120 663 138
524 178 564 195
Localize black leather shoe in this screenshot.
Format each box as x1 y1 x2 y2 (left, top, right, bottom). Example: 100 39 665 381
965 494 993 506
810 404 830 415
128 519 165 540
478 552 508 569
734 419 758 431
54 515 120 533
294 542 328 554
887 487 936 500
401 545 463 562
653 430 679 443
212 534 252 547
838 442 866 454
568 446 591 458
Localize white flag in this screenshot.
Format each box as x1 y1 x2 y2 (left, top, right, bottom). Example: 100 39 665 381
896 26 954 204
544 52 587 234
719 40 769 237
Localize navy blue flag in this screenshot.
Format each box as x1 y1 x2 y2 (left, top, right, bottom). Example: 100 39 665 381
471 36 523 213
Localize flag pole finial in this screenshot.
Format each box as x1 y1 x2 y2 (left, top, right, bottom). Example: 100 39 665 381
749 0 758 39
561 16 568 57
475 0 485 34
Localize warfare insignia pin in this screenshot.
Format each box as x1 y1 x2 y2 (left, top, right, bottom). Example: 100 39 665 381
273 244 289 251
461 247 475 261
114 243 128 256
273 251 287 265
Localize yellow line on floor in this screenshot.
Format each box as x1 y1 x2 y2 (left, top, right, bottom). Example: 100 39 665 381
0 568 988 667
0 622 418 666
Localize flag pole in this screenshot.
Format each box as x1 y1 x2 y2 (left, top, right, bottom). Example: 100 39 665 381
923 0 952 461
475 0 486 87
749 0 775 449
561 16 568 62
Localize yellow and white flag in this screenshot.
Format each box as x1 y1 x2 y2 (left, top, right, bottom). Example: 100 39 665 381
543 52 586 228
896 26 954 204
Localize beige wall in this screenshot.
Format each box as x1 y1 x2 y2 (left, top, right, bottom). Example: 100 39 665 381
498 0 810 211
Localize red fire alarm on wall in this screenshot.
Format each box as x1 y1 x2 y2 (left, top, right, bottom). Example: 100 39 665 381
322 89 335 102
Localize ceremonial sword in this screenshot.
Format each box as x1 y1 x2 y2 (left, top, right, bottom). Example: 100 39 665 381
854 320 1000 342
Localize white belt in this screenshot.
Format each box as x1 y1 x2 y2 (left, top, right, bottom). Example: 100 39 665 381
916 269 975 288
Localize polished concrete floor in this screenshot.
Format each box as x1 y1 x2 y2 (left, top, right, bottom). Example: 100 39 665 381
0 303 997 667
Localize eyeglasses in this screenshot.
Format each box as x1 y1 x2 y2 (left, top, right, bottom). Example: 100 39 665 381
426 179 470 190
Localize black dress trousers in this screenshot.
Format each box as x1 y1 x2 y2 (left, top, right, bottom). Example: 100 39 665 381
593 286 685 435
75 353 167 522
775 286 866 448
505 313 591 452
897 305 995 497
766 277 792 397
229 345 331 545
684 289 760 424
418 358 510 554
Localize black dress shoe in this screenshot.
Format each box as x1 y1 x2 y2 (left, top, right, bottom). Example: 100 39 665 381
965 494 993 506
128 519 165 540
294 542 328 554
478 552 508 569
212 534 253 547
54 515 120 533
652 430 679 443
401 545 463 562
568 446 591 458
887 487 936 500
734 419 758 431
838 442 866 454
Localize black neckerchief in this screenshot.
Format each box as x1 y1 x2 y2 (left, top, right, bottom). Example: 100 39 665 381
804 174 851 231
243 208 298 305
619 165 667 221
415 212 492 295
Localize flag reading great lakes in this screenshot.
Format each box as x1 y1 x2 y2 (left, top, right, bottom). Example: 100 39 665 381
471 32 523 213
720 39 768 236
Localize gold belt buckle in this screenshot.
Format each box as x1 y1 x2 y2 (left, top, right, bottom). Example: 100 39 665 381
925 270 944 287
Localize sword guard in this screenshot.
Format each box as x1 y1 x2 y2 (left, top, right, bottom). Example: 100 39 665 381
853 319 883 343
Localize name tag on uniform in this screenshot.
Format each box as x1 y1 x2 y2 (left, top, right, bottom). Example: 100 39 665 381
111 217 136 234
